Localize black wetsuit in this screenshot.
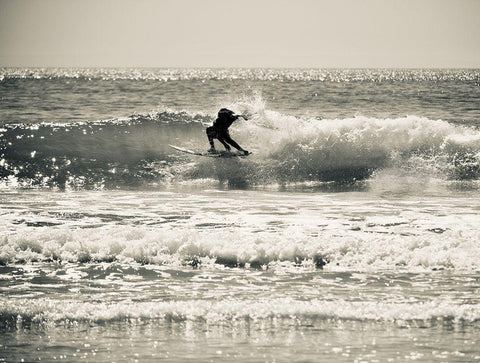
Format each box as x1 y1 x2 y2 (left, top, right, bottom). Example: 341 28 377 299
206 114 243 151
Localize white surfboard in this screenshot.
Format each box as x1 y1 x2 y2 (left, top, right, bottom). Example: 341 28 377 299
169 145 251 158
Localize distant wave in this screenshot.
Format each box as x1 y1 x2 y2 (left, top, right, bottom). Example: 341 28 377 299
2 67 479 82
1 106 480 189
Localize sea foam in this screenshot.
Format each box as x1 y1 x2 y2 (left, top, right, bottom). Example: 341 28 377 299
2 217 479 271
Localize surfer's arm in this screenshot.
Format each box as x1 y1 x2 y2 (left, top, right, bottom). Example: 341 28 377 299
234 114 249 121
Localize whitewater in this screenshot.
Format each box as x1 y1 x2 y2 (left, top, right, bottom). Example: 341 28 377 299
1 68 480 362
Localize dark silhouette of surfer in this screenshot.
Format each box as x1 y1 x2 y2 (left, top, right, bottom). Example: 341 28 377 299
206 108 249 154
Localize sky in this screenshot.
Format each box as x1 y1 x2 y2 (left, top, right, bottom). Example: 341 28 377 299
0 0 479 68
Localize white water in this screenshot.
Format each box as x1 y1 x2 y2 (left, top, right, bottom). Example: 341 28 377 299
1 188 479 271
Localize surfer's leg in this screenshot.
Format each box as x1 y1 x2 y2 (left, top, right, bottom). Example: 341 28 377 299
217 136 231 151
222 134 243 151
216 130 232 150
206 127 216 150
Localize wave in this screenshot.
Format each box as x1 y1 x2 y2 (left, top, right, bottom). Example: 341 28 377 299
1 297 479 328
0 111 209 188
1 105 480 189
2 221 479 270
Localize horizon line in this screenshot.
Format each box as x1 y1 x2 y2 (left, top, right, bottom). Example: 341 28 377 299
2 65 480 70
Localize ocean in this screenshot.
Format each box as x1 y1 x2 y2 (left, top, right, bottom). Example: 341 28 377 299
1 68 480 362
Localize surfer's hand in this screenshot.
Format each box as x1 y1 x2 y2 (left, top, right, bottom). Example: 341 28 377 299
239 115 249 120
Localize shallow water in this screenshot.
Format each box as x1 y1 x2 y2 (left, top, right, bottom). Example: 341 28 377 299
1 188 480 361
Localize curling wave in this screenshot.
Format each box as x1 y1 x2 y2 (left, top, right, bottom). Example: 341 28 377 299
1 107 480 189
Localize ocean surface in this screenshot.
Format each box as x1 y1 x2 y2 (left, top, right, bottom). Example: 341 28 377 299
1 68 480 362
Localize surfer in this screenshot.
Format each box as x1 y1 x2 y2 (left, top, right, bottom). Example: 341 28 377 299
206 108 249 155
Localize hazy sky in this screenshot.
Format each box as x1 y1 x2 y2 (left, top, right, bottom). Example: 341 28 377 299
1 0 479 68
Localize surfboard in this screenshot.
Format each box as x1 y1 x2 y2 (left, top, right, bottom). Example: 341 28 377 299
169 145 251 158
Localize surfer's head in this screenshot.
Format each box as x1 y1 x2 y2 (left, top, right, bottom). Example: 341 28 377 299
218 108 234 118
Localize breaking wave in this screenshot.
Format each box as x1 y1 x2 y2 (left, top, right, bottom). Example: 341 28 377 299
1 297 479 328
1 219 480 270
1 104 480 189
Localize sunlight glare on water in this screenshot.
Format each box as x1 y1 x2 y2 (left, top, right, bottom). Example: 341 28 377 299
1 68 480 361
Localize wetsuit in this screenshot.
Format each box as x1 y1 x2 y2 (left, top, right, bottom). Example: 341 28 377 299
206 113 244 151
